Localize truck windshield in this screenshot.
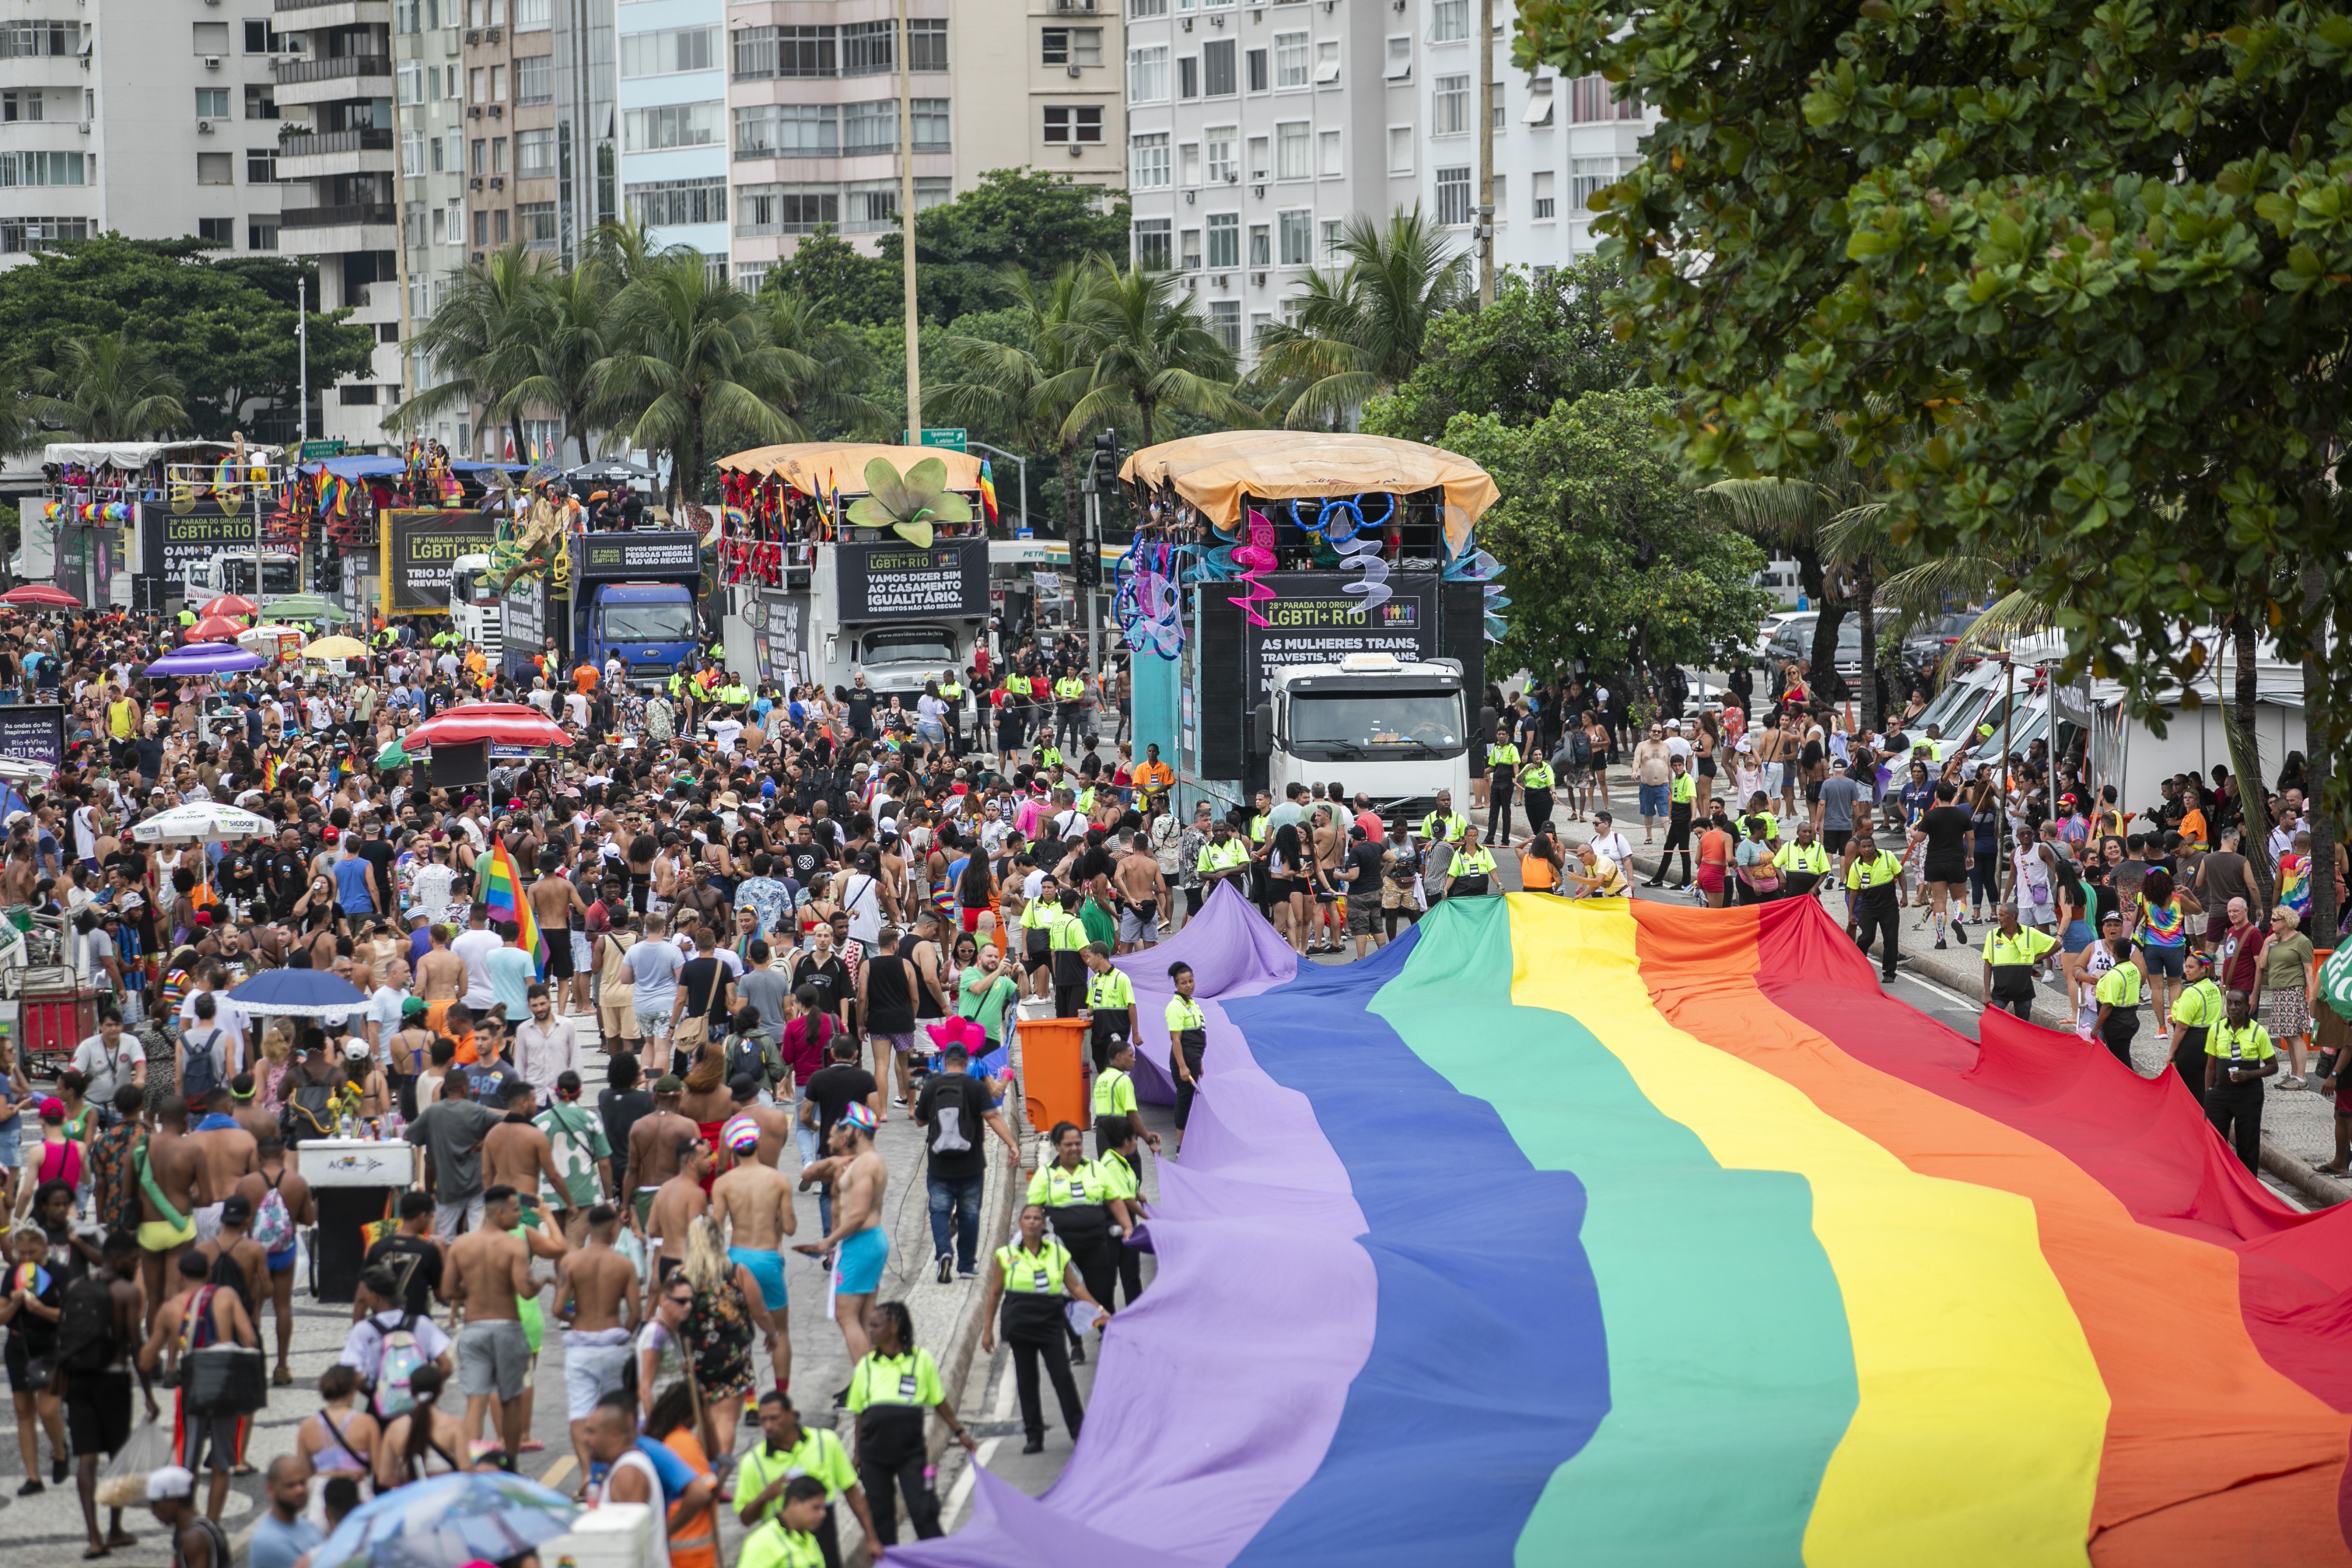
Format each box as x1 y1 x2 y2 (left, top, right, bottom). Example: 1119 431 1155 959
862 628 956 664
220 559 302 597
601 603 696 643
1288 690 1464 759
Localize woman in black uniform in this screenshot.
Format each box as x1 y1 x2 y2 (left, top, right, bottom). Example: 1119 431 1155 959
1023 1122 1130 1364
978 1201 1104 1454
1165 961 1208 1152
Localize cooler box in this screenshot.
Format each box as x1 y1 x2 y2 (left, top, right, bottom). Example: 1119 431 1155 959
295 1140 417 1303
17 988 98 1077
539 1502 668 1568
1016 1013 1090 1134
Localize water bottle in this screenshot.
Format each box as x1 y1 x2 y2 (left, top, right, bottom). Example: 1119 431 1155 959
923 1463 937 1496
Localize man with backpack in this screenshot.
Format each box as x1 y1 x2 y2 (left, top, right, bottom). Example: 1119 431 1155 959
175 992 238 1111
134 1251 258 1523
336 1261 453 1433
914 1041 1019 1284
233 1136 314 1388
58 1231 147 1559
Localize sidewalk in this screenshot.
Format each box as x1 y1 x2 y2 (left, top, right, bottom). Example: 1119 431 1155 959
1536 763 2351 1211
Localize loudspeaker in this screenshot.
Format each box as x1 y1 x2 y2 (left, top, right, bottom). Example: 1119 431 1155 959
429 738 489 789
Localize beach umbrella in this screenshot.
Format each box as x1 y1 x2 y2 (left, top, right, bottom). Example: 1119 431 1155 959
222 968 369 1019
129 802 274 845
184 616 245 643
145 644 268 679
199 595 260 619
306 1472 581 1568
303 635 370 660
405 702 571 749
0 585 77 609
236 623 302 655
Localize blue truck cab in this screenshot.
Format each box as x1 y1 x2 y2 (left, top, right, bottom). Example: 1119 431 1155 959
567 532 707 691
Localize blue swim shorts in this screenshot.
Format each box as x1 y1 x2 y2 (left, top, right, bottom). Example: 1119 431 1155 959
834 1226 889 1296
731 1244 789 1310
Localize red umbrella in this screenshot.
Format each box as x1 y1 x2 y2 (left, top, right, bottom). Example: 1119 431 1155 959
185 616 245 643
200 595 260 619
404 702 573 749
0 585 79 609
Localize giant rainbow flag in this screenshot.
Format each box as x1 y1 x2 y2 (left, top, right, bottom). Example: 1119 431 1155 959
905 885 2352 1567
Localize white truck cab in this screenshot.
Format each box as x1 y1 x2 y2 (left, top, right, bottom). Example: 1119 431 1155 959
1256 652 1474 826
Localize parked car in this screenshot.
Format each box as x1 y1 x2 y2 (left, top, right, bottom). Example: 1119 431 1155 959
1901 611 1985 671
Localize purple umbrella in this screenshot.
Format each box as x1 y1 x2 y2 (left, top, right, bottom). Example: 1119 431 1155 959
144 644 269 678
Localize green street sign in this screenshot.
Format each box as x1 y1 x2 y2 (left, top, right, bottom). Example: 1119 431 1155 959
903 427 967 453
299 439 346 459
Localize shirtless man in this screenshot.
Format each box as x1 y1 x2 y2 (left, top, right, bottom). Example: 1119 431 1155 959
623 1076 698 1232
193 1194 269 1352
1112 832 1171 955
644 1138 710 1281
552 1203 640 1496
233 1139 313 1385
711 1126 796 1389
415 922 469 1034
480 1079 571 1229
228 1075 277 1143
794 1105 887 1369
446 1184 538 1460
726 1074 795 1171
527 851 593 1016
186 1088 256 1246
137 1251 257 1521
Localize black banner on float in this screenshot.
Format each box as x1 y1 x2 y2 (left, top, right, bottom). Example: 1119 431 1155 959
833 539 987 621
382 510 498 615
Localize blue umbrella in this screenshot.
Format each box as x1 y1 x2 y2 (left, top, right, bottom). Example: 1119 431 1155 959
308 1472 582 1568
222 968 369 1019
145 644 268 678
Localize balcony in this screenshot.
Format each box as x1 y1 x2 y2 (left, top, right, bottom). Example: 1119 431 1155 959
275 199 397 251
272 0 387 20
271 52 391 106
274 126 395 178
280 201 394 227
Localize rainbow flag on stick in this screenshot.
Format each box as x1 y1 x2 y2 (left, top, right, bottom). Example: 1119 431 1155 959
979 457 1000 523
479 835 545 974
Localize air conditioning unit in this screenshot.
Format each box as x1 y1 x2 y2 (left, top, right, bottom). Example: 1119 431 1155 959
467 105 482 117
465 27 480 42
1252 181 1264 196
1065 63 1080 76
469 175 483 188
1181 15 1192 28
1251 270 1265 284
196 119 214 133
488 104 501 116
485 25 500 40
1067 141 1082 156
76 122 89 134
489 175 503 188
202 54 222 70
1225 171 1237 182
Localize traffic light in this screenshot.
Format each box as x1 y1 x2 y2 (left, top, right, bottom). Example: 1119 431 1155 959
1091 428 1122 490
1071 534 1101 589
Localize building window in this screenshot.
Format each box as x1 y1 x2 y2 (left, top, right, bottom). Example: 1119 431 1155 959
841 99 895 154
1203 125 1235 182
1314 39 1340 83
1128 45 1169 104
1571 155 1628 213
470 138 485 175
0 215 88 252
775 186 840 232
736 261 771 292
1524 80 1555 125
1246 134 1268 179
196 88 230 119
1533 169 1555 219
515 54 552 105
737 103 838 158
250 146 280 183
1274 120 1307 179
1206 210 1238 269
733 25 837 79
339 385 379 407
620 26 717 76
840 20 896 76
513 0 550 29
516 127 554 178
1491 172 1505 222
1429 0 1467 40
912 98 950 151
908 20 948 70
245 84 279 119
1246 47 1268 91
1203 38 1236 96
1278 206 1311 264
1179 225 1200 269
1435 164 1471 224
623 102 723 150
1318 127 1340 176
195 152 233 186
490 63 507 101
1570 72 1640 121
1247 223 1268 266
195 217 234 247
400 130 425 174
1042 27 1100 65
1178 140 1200 184
1433 74 1467 134
1178 56 1199 98
1132 0 1169 15
1130 132 1169 189
495 207 510 242
1386 35 1411 79
1387 125 1413 173
1134 216 1172 271
243 18 289 51
397 61 424 105
1273 31 1306 87
1320 217 1342 261
491 136 507 175
518 199 557 246
0 21 76 57
1208 299 1240 351
473 209 488 245
248 218 279 251
624 177 723 226
1043 105 1104 145
844 179 898 231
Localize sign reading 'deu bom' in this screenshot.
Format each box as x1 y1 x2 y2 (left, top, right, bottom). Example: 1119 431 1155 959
835 539 987 621
0 705 67 770
1241 571 1438 700
382 510 498 614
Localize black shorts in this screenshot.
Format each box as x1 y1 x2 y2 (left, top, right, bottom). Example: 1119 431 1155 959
5 1334 47 1393
1923 858 1967 886
1823 829 1852 856
181 1412 240 1474
543 929 575 980
65 1370 132 1458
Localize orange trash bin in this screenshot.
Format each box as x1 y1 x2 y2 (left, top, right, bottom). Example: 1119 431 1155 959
1017 1014 1092 1134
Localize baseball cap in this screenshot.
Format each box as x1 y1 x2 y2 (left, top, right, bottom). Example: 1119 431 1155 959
401 996 427 1018
654 1074 684 1095
146 1466 196 1502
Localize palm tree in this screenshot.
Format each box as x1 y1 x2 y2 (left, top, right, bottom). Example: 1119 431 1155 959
494 258 620 464
1702 456 1885 719
26 334 188 441
586 217 679 289
759 288 888 439
397 243 549 459
931 263 1092 515
1060 257 1253 449
1252 207 1472 428
594 252 797 509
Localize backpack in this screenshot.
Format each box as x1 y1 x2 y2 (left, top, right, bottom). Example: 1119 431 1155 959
53 1274 118 1374
180 1028 226 1101
1568 729 1593 767
925 1078 973 1155
370 1312 429 1420
281 1074 337 1145
250 1171 295 1252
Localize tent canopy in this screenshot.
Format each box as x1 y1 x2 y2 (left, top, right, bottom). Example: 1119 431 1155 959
1119 431 1500 537
44 440 258 470
716 442 984 496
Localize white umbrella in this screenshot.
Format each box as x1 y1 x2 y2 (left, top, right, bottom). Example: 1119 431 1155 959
237 623 304 655
130 802 275 845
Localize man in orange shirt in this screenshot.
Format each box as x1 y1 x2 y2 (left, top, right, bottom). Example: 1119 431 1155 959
574 661 599 697
1133 743 1174 798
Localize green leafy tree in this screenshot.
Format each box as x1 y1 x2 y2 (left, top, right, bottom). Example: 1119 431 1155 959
1062 258 1253 448
401 243 552 462
760 289 889 440
0 236 371 439
931 265 1094 522
595 252 796 507
1442 388 1771 696
1516 0 2352 927
26 334 189 441
762 226 901 328
474 257 620 463
1363 260 1638 445
1252 208 1470 428
880 168 1132 322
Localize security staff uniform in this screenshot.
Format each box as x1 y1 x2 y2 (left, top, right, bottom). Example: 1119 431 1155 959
2092 954 2144 1065
993 1235 1086 1446
1981 924 2058 1020
1773 839 1831 897
1486 739 1522 843
1047 909 1089 1017
1519 757 1556 835
1024 1159 1114 1345
2168 976 2226 1106
1017 893 1057 971
1167 993 1208 1130
1845 848 1905 980
1449 844 1498 897
2205 1019 2277 1171
1083 964 1135 1071
842 1345 947 1545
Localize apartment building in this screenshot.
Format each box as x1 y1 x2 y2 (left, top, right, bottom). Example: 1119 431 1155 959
618 0 726 263
0 6 287 266
1120 0 1421 361
1416 0 1651 279
956 0 1123 196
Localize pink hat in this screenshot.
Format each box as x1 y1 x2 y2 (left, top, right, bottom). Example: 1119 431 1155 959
926 1016 986 1054
37 1097 63 1120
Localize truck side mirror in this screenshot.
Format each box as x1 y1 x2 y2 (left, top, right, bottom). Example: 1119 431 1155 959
1252 701 1272 753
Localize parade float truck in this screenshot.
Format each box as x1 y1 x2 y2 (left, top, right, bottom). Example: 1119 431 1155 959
1257 652 1477 823
806 535 988 701
563 530 707 693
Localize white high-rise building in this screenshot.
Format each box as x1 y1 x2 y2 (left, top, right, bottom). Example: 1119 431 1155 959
0 7 290 266
618 0 727 268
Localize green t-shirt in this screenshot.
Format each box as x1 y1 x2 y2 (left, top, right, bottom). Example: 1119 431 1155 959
957 966 1018 1043
2263 932 2315 992
534 1101 611 1209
